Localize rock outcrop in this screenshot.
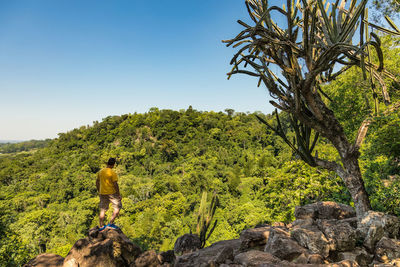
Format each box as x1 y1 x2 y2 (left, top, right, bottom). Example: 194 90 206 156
175 239 241 266
24 253 64 267
174 233 202 255
25 201 400 267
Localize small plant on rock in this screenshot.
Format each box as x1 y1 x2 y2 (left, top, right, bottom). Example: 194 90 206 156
196 191 219 248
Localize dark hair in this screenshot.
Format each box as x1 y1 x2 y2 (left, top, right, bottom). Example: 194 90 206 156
107 157 116 165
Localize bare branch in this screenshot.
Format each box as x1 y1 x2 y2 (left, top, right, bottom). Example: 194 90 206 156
354 102 400 151
314 158 346 178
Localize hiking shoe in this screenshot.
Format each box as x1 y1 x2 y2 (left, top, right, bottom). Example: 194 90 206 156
107 223 119 229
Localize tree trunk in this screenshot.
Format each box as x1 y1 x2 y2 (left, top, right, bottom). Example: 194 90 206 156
341 155 371 218
308 93 372 218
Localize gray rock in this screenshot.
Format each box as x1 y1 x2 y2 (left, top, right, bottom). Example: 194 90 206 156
335 247 373 267
214 246 234 264
294 202 356 221
23 253 64 267
240 258 359 267
264 228 308 261
318 219 357 252
63 228 142 267
291 225 331 257
234 250 282 267
174 239 240 267
308 254 325 264
363 225 385 252
158 250 175 264
288 218 315 229
239 226 273 250
135 250 161 267
292 253 309 264
375 237 400 263
358 211 400 252
341 217 358 229
174 234 202 255
358 211 400 238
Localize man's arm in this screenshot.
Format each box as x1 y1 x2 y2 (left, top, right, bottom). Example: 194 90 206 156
96 178 100 192
113 181 121 200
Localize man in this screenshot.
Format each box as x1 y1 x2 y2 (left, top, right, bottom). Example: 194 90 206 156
96 157 122 230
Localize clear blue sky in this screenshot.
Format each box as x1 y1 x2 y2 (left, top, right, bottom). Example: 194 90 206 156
0 0 275 140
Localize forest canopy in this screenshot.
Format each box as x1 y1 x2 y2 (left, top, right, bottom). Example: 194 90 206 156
0 94 399 266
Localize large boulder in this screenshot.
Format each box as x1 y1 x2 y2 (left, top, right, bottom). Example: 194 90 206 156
294 202 356 221
291 225 331 257
334 247 373 267
375 237 400 263
63 227 142 267
362 224 384 253
358 211 400 238
288 218 315 229
174 239 240 267
308 254 325 264
158 250 175 265
23 253 64 267
233 250 282 267
358 211 400 252
317 219 357 252
234 252 359 267
239 226 273 250
290 253 325 265
174 234 201 255
264 228 308 261
135 250 161 267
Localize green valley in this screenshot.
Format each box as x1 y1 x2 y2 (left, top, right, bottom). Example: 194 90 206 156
1 103 399 266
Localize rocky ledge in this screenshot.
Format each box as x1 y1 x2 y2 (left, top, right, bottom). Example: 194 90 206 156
25 201 400 267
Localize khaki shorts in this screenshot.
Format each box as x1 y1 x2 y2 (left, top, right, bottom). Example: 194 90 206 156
99 194 122 211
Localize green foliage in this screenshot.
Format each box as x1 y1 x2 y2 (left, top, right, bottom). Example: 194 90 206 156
321 35 400 141
321 35 400 215
361 110 400 215
0 107 388 265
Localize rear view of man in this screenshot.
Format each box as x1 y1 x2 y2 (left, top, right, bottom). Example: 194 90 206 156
96 157 122 230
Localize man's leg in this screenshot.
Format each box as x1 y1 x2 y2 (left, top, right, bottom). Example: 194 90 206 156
109 194 122 225
99 209 106 227
99 195 109 227
109 208 120 224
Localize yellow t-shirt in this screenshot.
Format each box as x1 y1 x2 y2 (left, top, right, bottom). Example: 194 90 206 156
97 168 118 195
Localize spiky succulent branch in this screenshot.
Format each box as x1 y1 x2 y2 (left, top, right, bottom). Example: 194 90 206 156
224 0 400 217
256 110 320 166
196 191 218 248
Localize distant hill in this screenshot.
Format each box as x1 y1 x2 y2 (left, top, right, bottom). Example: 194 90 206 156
0 140 24 143
0 139 50 153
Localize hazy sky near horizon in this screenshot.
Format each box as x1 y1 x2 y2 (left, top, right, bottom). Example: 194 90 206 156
0 0 279 140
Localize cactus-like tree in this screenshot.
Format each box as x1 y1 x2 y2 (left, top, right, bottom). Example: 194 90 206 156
196 191 218 248
224 0 400 218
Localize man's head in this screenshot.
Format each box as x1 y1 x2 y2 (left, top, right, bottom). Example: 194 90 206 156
107 157 116 167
